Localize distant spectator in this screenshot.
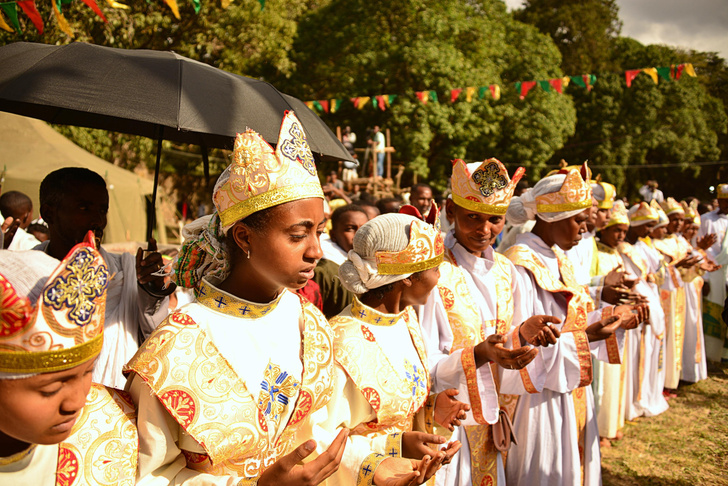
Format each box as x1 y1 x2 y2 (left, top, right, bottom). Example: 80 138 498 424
368 125 386 177
342 125 357 156
27 221 50 243
358 200 381 220
376 197 402 215
0 190 40 250
639 180 664 203
328 170 345 191
409 183 434 218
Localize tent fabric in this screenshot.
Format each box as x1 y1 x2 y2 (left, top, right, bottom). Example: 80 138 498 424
0 111 163 244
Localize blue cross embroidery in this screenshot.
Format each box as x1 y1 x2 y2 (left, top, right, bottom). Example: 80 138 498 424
374 317 382 323
388 448 398 457
358 310 367 318
214 296 226 308
197 286 207 296
262 307 270 315
239 305 250 315
388 318 396 325
363 464 372 476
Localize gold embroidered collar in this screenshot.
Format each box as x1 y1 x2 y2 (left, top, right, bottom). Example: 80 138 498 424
351 298 404 327
596 241 619 254
196 278 284 319
0 444 36 467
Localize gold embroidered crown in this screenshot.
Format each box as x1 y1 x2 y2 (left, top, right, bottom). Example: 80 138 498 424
604 200 629 229
682 201 700 226
717 183 728 199
628 201 659 224
659 197 684 216
451 158 525 215
214 111 324 229
536 162 593 213
0 232 108 374
651 200 669 228
591 176 616 209
376 219 444 275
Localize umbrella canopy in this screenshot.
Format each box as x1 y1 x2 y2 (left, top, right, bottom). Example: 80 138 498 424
0 41 352 164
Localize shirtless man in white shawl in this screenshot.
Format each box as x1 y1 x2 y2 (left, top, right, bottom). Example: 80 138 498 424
34 167 170 389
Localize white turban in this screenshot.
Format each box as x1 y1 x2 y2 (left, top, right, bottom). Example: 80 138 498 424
507 174 591 225
339 214 419 294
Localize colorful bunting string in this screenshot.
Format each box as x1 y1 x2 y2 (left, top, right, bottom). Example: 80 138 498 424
304 64 697 115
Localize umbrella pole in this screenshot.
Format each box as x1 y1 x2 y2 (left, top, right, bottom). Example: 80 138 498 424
148 127 163 242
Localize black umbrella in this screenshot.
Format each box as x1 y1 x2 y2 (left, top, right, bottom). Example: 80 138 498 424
0 41 352 238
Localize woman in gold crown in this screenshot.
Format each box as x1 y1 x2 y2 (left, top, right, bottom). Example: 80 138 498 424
315 213 468 485
0 233 138 486
125 112 349 485
501 164 647 486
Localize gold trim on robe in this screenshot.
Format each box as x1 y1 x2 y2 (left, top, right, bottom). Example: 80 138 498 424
329 299 430 437
438 253 518 486
57 384 138 486
123 289 334 478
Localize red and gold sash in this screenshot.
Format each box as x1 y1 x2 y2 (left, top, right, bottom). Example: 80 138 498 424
440 252 518 485
124 295 334 478
504 244 595 390
329 302 430 436
57 384 138 486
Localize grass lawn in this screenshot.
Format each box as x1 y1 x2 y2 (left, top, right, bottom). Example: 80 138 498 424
601 361 728 486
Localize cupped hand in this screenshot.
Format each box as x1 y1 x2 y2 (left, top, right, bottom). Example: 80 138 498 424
433 389 470 431
585 315 621 342
402 431 446 459
474 334 539 370
258 428 348 486
374 453 446 486
697 233 718 251
519 315 562 347
136 237 166 289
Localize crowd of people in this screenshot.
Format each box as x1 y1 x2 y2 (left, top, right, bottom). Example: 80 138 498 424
0 110 726 486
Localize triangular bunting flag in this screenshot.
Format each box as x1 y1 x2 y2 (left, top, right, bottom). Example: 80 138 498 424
570 75 586 88
330 99 342 113
105 0 130 8
538 80 551 93
657 67 672 82
319 100 329 113
489 84 500 101
52 0 74 37
519 81 536 100
625 69 641 87
549 78 564 94
190 0 201 13
0 2 21 33
387 94 397 105
562 76 571 88
674 64 684 80
416 91 428 104
450 88 462 103
429 91 438 103
376 95 387 110
478 86 488 99
17 1 43 33
357 96 370 109
584 74 596 91
465 87 476 102
312 101 323 112
0 8 14 33
642 67 658 84
163 0 181 20
683 63 696 77
305 101 315 110
78 0 108 22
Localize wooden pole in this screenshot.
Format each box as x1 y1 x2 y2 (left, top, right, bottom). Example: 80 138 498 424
386 128 392 180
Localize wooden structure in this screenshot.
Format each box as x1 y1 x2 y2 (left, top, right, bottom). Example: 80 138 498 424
336 126 402 198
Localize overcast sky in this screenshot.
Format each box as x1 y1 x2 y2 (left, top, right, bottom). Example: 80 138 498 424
504 0 728 60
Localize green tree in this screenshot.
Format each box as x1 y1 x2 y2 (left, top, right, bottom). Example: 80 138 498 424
287 0 575 190
514 0 622 75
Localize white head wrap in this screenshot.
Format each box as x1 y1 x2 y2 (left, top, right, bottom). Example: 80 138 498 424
591 183 606 202
507 174 591 225
339 214 419 294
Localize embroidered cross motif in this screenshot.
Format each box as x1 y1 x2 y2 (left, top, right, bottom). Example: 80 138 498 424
214 296 226 308
404 359 427 397
358 309 367 318
279 122 316 176
258 362 300 421
43 247 109 326
389 318 396 325
239 305 250 315
388 448 398 457
471 161 507 197
197 286 207 297
362 464 372 476
374 317 382 323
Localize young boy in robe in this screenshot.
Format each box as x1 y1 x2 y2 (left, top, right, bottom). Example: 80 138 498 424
0 233 138 485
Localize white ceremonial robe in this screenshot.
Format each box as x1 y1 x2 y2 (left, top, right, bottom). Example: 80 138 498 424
35 241 168 389
566 230 597 287
501 233 625 486
7 227 41 250
697 209 728 361
126 278 334 485
320 233 348 265
418 232 523 486
311 300 431 485
679 242 708 383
